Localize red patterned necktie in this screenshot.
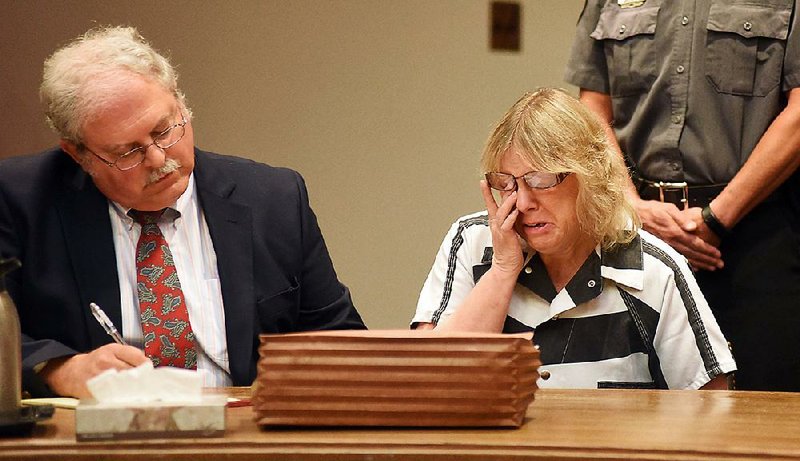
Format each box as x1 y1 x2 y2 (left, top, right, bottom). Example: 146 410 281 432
129 209 197 369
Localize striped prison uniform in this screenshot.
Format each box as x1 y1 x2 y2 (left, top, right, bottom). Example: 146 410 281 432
413 211 736 389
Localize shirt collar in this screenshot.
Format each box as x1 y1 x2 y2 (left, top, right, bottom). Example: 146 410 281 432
515 233 644 305
600 233 644 291
110 173 196 228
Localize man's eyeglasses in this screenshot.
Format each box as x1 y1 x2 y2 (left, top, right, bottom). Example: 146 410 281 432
82 113 187 171
485 171 571 191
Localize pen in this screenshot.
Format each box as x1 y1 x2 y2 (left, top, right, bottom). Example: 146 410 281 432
89 302 127 345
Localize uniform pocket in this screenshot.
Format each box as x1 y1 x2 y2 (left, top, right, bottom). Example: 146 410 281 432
255 279 300 333
705 1 791 96
591 5 660 97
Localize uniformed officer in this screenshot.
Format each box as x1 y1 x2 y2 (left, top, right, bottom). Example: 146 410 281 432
565 0 800 391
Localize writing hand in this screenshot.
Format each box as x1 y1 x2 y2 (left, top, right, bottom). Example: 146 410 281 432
40 343 151 398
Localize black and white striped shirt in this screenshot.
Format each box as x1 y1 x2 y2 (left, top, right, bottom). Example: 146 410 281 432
413 211 736 389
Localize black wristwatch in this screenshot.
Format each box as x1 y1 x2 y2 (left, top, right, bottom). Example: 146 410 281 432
701 205 731 239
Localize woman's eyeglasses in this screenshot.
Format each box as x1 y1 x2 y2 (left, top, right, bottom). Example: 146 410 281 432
485 171 571 191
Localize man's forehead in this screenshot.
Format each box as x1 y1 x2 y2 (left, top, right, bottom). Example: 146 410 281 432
80 79 176 146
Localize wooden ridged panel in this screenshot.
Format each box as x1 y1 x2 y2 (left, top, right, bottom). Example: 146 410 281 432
253 331 540 427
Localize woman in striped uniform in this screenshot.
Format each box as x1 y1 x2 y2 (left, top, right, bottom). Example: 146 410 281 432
413 88 735 390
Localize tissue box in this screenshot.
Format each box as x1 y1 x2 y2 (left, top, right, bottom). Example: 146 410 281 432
76 394 226 441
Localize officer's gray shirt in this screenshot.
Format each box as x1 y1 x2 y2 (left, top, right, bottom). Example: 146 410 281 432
565 0 800 184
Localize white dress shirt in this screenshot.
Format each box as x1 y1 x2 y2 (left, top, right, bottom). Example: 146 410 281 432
108 173 232 387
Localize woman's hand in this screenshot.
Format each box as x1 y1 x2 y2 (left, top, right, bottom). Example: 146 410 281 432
481 180 524 277
433 181 525 333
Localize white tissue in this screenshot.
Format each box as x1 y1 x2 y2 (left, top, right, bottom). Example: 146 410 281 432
86 362 203 404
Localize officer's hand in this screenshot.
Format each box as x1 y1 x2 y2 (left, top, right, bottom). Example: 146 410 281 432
677 207 725 270
635 199 723 271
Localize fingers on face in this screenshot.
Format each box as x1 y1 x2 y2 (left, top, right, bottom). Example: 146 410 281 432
481 180 499 217
497 191 517 222
501 208 519 231
482 181 519 233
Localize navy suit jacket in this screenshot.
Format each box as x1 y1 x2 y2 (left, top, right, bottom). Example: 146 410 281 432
0 148 365 394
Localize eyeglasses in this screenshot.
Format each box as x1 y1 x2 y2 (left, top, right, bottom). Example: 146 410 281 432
485 171 571 191
82 113 187 171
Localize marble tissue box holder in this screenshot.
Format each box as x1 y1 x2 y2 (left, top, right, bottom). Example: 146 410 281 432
75 363 226 441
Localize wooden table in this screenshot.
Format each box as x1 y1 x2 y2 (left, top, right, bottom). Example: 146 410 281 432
2 388 799 460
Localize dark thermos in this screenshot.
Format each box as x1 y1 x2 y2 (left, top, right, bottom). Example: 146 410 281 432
0 258 22 422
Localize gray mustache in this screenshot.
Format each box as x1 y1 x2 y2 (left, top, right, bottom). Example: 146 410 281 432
147 158 181 185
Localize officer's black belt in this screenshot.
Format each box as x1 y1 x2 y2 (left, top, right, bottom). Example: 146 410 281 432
637 180 727 209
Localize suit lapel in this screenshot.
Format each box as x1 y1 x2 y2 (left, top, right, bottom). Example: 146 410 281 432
55 162 121 349
193 150 256 384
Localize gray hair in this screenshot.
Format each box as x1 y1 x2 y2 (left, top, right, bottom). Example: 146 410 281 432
481 88 639 249
40 26 190 144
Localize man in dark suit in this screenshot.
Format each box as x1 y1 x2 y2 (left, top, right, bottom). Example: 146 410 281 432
0 26 365 398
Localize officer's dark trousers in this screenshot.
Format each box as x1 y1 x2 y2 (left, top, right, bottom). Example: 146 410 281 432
696 192 800 391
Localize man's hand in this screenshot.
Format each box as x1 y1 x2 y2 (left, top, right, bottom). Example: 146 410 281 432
635 198 724 271
681 206 722 247
40 344 151 398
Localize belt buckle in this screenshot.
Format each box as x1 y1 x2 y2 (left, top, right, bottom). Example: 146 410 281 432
655 181 689 210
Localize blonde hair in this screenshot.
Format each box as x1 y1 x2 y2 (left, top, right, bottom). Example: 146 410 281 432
40 26 190 144
481 88 639 249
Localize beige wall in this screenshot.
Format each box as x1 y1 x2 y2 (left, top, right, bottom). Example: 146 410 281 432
0 0 583 329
